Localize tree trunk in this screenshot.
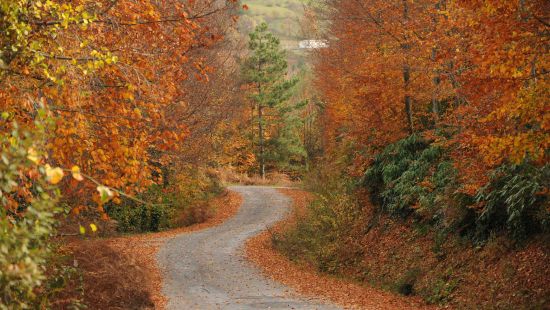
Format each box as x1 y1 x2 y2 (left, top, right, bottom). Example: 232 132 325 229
258 102 265 179
431 41 440 127
431 0 446 127
403 64 414 134
402 0 414 134
257 52 266 180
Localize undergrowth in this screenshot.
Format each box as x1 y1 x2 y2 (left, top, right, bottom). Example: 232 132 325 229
475 162 549 241
273 133 549 307
363 134 549 242
106 166 224 233
273 168 363 275
273 191 363 274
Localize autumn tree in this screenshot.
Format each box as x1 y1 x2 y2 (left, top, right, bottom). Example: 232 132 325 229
439 0 549 191
307 0 548 238
0 0 241 211
0 0 241 306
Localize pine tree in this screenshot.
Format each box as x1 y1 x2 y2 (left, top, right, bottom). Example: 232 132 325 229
242 23 300 178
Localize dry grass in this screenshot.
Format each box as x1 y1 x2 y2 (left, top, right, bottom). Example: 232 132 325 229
52 240 157 309
214 167 295 186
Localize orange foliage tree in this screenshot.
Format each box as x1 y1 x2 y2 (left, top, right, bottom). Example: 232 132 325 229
0 0 240 213
441 0 549 190
313 0 548 189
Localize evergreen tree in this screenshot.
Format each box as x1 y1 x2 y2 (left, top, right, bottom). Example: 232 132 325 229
242 23 302 178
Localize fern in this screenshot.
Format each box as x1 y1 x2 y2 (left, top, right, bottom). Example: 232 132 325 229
364 134 447 217
476 162 549 241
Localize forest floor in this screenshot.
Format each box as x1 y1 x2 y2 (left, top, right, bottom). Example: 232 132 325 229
245 188 433 310
246 188 550 309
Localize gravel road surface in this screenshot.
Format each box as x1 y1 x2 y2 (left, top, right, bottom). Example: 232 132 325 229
157 186 338 309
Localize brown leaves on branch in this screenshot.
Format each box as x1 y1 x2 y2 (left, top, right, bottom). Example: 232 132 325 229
0 0 241 213
314 0 549 190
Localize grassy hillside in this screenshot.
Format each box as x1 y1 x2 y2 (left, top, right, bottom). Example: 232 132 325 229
240 0 306 49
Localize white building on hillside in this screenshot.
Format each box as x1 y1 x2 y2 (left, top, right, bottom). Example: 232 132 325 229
298 40 329 49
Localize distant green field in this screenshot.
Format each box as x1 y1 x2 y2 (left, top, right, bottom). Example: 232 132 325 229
240 0 306 44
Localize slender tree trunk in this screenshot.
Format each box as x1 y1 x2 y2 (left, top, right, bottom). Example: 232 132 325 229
258 102 265 179
431 0 446 127
431 72 440 123
531 56 537 83
257 51 266 180
403 64 414 134
402 0 414 134
449 60 461 108
431 55 440 122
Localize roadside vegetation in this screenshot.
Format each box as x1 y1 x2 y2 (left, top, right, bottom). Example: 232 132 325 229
271 0 549 308
0 0 248 308
1 0 548 309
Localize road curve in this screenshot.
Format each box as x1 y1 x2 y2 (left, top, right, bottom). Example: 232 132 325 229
157 186 338 310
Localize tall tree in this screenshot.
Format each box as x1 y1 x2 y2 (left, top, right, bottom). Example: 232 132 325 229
311 0 548 190
242 23 298 178
0 0 241 209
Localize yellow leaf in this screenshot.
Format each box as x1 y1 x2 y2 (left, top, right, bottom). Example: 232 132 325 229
71 165 84 181
45 165 64 184
90 223 98 232
27 148 40 164
96 185 114 203
123 92 135 101
79 225 86 235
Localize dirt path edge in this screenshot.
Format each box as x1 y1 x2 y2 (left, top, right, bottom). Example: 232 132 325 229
244 188 433 310
98 189 243 309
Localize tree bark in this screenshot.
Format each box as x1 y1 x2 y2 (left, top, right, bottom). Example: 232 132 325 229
404 68 414 134
431 0 446 127
257 46 266 180
402 0 414 134
258 102 265 179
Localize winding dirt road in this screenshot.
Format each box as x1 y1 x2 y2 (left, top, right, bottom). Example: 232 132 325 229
157 186 338 309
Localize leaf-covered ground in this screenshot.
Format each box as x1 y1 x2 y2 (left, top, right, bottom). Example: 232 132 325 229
245 189 432 309
246 187 550 309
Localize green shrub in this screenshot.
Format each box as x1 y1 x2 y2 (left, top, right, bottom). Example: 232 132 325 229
426 273 459 304
363 134 452 218
362 134 550 242
362 134 549 242
0 184 60 309
0 117 62 308
475 162 549 241
106 167 224 233
273 190 363 274
107 203 173 233
106 185 173 233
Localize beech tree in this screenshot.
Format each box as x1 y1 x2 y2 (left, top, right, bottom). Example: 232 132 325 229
0 0 241 212
312 0 549 182
0 0 242 306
